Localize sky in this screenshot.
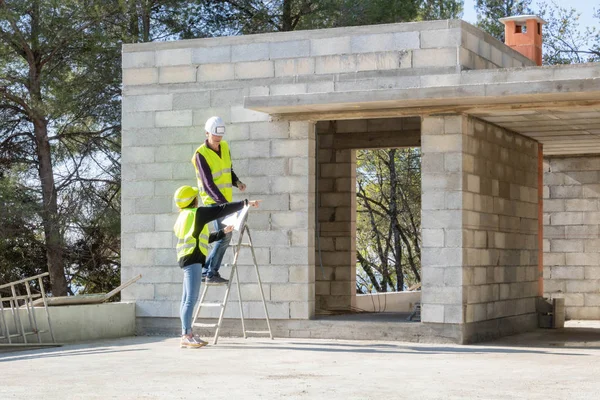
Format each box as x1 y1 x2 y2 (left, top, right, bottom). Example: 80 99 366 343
462 0 599 31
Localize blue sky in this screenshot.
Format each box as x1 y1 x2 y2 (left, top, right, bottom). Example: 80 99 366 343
462 0 599 31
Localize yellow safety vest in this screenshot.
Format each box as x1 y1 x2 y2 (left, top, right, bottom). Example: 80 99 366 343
192 140 233 205
173 209 209 261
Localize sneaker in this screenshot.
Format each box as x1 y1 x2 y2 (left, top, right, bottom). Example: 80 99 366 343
205 274 228 284
180 335 208 348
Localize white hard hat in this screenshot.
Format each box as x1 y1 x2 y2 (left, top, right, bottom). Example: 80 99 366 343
205 116 226 136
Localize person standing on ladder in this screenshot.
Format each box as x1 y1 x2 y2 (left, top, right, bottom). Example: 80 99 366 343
192 116 247 284
173 185 259 348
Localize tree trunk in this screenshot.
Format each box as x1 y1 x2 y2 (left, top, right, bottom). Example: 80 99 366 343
29 3 67 296
281 0 293 31
33 117 67 296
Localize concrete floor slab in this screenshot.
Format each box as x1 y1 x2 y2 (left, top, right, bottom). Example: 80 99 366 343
2 324 600 400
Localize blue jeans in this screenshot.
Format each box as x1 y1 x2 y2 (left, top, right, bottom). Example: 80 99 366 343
204 214 232 278
180 263 202 335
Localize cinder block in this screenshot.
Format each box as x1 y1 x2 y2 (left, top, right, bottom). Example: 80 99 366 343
270 83 307 96
156 48 192 66
235 61 274 79
550 239 583 253
230 105 270 123
550 212 583 225
159 66 196 83
192 46 231 64
123 68 158 86
247 158 288 176
310 36 351 56
173 91 210 109
122 214 155 233
155 110 193 127
566 252 600 266
232 43 269 62
444 305 463 323
271 139 309 157
122 181 154 199
271 247 312 265
315 55 357 74
274 58 315 76
394 31 420 49
135 232 172 249
271 211 309 229
421 304 444 323
248 121 290 139
420 29 461 48
121 283 155 301
271 283 312 301
123 51 155 69
551 266 584 279
421 135 462 153
413 48 457 68
123 112 155 129
290 301 314 319
351 34 395 53
269 40 310 59
198 63 235 81
307 81 335 93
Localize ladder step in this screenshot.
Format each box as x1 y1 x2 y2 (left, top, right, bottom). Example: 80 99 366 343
197 303 224 308
245 330 271 334
193 323 218 328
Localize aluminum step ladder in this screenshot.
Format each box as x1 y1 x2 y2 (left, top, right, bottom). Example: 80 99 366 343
191 219 273 345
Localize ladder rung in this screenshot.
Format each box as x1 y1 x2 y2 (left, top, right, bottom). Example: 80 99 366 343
197 303 224 308
193 323 218 328
245 330 271 334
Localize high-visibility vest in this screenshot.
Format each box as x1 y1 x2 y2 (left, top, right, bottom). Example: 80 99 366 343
192 140 233 205
173 209 209 261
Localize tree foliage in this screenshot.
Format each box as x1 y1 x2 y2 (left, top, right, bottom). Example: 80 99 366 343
475 0 532 41
356 148 421 294
0 0 123 295
539 1 600 65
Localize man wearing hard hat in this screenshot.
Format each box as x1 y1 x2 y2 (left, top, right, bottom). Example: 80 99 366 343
192 116 246 284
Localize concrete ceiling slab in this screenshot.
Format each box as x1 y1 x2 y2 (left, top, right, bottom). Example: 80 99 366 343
245 63 600 156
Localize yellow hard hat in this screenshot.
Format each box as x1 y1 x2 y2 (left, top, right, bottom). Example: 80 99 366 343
174 186 198 208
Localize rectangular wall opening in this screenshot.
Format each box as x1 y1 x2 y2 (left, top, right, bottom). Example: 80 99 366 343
315 117 422 321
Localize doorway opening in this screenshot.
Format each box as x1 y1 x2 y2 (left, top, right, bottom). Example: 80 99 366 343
314 117 422 320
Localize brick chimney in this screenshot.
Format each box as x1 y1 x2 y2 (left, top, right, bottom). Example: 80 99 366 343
499 15 546 66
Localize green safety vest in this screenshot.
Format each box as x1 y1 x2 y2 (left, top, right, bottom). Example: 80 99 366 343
173 209 209 261
192 140 233 205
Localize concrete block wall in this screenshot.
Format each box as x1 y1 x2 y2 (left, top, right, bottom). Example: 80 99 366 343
121 19 534 329
543 156 600 319
421 115 466 324
421 115 539 337
315 121 356 312
462 118 539 326
314 118 421 312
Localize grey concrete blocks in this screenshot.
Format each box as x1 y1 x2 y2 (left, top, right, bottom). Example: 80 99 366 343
123 68 158 86
155 110 193 127
421 29 461 49
310 36 351 56
232 43 269 62
235 61 275 80
172 92 210 110
156 48 192 66
274 58 315 76
270 40 310 59
192 46 231 64
122 51 155 69
159 66 196 84
198 63 235 81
